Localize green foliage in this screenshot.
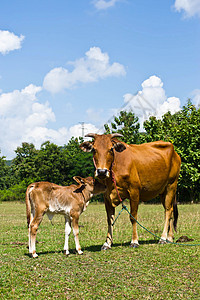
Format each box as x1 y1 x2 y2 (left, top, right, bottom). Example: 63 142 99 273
35 141 70 184
0 180 32 202
143 101 200 202
0 153 11 189
11 142 38 183
105 110 141 144
63 137 94 183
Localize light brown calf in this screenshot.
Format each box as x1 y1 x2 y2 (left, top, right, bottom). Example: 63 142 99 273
26 176 106 258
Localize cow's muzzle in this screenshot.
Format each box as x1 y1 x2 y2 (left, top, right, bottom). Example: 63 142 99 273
95 168 110 179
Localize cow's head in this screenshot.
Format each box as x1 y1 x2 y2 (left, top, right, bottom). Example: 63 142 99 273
80 133 126 179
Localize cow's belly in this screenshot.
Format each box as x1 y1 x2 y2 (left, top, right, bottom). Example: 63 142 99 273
46 199 71 219
139 179 167 201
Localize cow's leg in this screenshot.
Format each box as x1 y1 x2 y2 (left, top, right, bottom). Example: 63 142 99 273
29 214 43 258
168 214 174 242
63 216 71 255
129 190 140 248
101 196 115 250
71 217 83 255
160 182 177 244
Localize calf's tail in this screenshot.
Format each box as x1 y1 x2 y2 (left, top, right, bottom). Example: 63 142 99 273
25 185 32 228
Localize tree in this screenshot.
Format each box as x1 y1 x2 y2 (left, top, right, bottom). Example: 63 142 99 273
35 141 70 184
0 152 11 189
12 143 38 183
63 137 94 184
143 100 200 202
104 111 141 144
171 102 200 201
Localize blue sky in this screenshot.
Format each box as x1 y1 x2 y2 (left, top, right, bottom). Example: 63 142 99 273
0 0 200 158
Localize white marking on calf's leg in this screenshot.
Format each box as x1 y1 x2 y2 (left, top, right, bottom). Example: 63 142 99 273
32 251 38 258
130 239 139 245
101 242 111 250
64 217 71 255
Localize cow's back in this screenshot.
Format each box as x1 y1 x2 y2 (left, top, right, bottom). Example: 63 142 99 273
113 141 181 200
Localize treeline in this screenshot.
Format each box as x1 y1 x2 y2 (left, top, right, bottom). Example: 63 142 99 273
0 101 199 203
0 138 96 202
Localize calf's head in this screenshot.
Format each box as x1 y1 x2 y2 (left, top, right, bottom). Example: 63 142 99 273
80 134 126 179
73 176 106 195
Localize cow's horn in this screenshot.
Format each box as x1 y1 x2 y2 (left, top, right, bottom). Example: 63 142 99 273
85 133 96 138
111 133 123 138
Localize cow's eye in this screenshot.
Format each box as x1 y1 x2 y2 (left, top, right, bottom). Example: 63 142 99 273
92 148 96 154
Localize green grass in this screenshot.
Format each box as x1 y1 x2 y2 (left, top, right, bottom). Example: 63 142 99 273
0 201 200 299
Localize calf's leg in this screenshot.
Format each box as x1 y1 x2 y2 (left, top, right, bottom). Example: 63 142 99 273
64 216 71 255
72 217 83 255
29 214 43 258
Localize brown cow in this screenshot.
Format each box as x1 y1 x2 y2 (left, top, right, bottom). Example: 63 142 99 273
80 133 181 250
26 176 106 257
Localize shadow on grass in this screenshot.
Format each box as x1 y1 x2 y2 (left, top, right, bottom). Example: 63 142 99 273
24 239 159 257
84 239 158 252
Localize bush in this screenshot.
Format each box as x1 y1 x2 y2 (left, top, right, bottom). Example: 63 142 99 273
0 179 34 202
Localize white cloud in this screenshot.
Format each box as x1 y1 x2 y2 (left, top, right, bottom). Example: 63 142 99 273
0 30 24 55
120 75 181 128
192 89 200 107
93 0 120 10
0 84 57 158
0 84 101 158
43 47 126 93
68 123 100 138
156 97 181 118
174 0 200 18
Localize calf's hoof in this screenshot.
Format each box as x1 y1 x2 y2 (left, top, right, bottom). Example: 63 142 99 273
63 250 70 256
130 243 139 248
78 250 83 255
158 239 167 244
101 242 111 251
30 252 38 258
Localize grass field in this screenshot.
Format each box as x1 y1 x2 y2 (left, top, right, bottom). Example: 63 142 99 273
0 201 199 299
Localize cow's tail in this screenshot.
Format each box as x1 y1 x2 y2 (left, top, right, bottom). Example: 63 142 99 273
25 185 34 228
173 194 178 232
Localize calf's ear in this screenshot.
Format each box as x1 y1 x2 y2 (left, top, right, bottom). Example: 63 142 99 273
73 176 85 193
80 141 93 152
113 142 126 153
73 176 85 185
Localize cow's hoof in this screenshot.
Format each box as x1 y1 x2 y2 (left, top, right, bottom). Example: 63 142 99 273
78 250 83 255
63 250 70 255
101 242 111 251
129 243 139 248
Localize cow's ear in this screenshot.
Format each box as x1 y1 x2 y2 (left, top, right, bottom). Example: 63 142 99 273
113 142 126 153
80 141 93 152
